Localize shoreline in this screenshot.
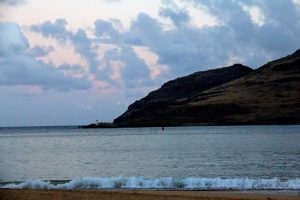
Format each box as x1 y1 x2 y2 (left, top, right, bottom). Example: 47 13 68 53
1 189 299 200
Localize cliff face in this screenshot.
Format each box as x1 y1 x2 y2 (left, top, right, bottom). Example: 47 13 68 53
114 49 300 126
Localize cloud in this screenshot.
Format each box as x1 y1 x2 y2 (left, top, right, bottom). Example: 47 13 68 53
27 0 300 89
31 19 153 88
0 22 29 56
31 19 99 74
241 5 266 26
127 12 228 75
103 0 121 3
30 19 70 43
94 19 119 41
159 5 190 28
0 22 91 91
29 45 54 57
95 44 153 88
0 0 25 6
103 45 152 87
0 55 91 91
71 28 99 73
123 0 300 77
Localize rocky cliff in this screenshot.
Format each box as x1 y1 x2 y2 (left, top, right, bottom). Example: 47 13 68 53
114 49 300 126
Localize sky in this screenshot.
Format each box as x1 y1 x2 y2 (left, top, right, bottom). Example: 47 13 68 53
0 0 300 126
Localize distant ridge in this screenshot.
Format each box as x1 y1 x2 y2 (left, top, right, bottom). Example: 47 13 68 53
113 49 300 126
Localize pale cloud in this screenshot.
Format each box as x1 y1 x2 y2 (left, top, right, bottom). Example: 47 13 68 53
186 5 218 28
0 22 29 56
6 0 300 90
0 0 25 6
0 22 91 91
103 0 121 3
108 60 122 81
0 0 162 30
293 0 300 6
28 0 300 83
133 46 168 79
241 5 266 26
160 0 218 29
137 0 300 71
23 29 89 70
30 19 153 88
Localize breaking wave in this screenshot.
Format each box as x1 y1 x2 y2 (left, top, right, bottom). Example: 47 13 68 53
2 177 300 190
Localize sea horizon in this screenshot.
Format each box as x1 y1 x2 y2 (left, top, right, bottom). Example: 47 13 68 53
2 124 300 128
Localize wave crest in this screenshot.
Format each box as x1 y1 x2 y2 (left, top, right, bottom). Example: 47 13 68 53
2 177 300 190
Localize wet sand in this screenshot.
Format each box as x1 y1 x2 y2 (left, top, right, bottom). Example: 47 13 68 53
1 189 299 200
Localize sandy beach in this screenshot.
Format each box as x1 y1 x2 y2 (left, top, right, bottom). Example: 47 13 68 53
1 189 299 200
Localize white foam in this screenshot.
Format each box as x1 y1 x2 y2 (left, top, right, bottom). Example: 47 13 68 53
2 177 300 190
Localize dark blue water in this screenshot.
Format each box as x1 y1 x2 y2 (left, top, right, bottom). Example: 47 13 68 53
0 125 299 190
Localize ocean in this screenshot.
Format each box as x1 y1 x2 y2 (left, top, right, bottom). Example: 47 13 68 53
0 125 299 190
